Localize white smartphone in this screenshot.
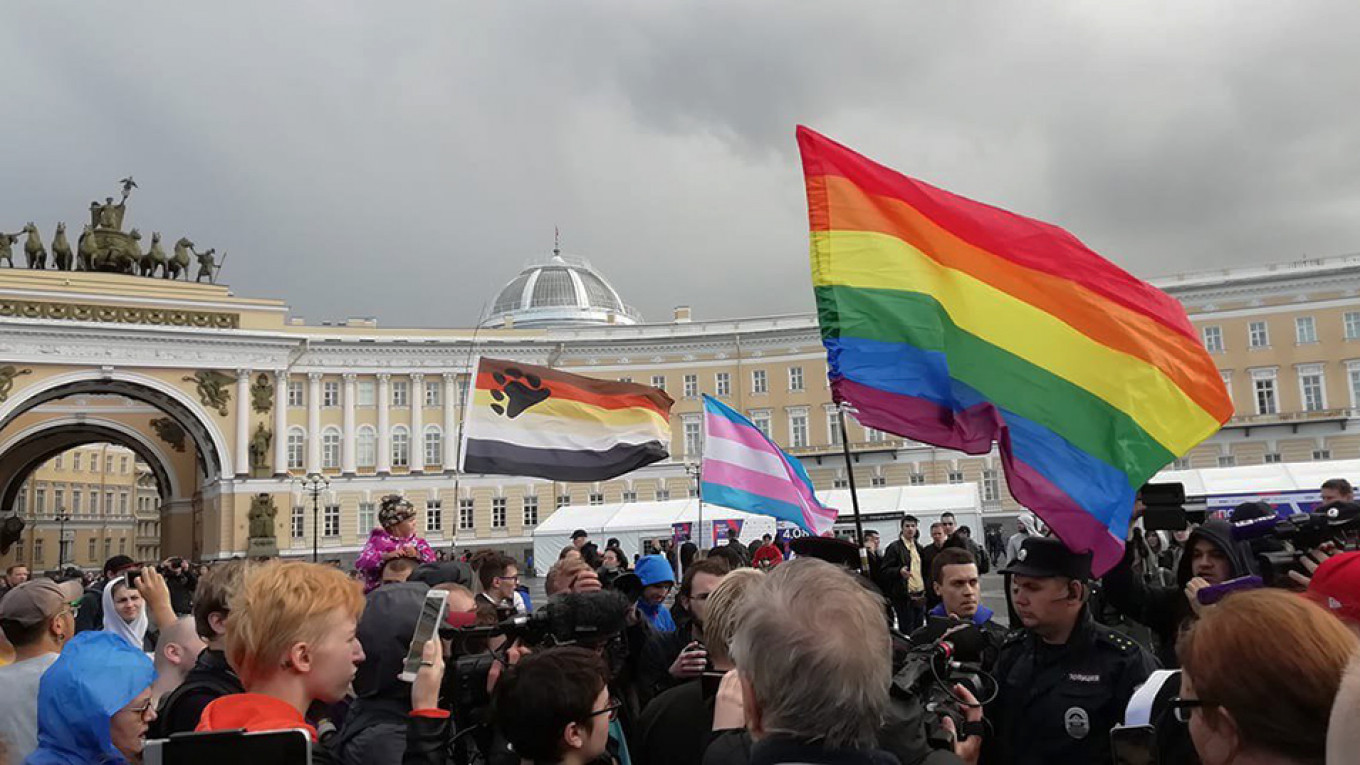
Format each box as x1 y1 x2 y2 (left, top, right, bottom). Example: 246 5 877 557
399 589 449 682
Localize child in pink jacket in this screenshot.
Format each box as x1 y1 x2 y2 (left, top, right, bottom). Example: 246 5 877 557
355 494 436 592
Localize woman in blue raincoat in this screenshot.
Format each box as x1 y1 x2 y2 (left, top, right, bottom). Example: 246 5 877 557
26 631 156 765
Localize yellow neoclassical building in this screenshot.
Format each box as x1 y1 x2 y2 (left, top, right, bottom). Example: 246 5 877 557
3 250 1360 570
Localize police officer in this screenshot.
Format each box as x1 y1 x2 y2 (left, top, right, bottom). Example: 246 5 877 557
983 537 1157 765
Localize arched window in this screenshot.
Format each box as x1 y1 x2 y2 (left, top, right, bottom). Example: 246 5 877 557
356 426 377 469
286 427 306 470
391 425 410 468
321 427 342 470
424 425 443 467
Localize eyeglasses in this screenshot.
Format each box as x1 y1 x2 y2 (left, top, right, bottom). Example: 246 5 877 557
590 699 622 722
121 698 155 720
494 575 520 583
1170 697 1205 723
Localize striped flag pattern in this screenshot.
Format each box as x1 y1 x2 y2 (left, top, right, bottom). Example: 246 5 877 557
460 357 674 481
700 394 838 535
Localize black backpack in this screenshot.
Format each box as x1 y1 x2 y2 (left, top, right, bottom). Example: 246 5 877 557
147 672 244 740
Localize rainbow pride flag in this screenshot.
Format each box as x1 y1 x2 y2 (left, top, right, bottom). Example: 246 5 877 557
797 126 1232 574
700 395 838 536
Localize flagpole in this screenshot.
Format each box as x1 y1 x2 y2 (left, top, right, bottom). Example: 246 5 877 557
686 461 703 558
836 404 870 574
453 298 491 551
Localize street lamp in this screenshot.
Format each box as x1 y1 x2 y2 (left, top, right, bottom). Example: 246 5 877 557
294 473 330 563
54 507 71 569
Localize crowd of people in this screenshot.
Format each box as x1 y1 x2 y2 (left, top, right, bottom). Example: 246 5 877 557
1 484 1359 764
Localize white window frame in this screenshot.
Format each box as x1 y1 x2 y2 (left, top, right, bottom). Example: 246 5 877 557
291 506 305 539
750 410 772 440
522 496 539 527
424 425 443 466
789 366 804 392
425 381 442 408
826 407 842 446
1314 448 1332 461
1251 368 1279 415
459 498 475 531
1202 325 1224 353
909 473 926 486
656 487 670 501
683 374 699 399
1298 364 1327 412
287 427 306 470
287 381 304 408
788 407 809 448
357 380 376 407
358 501 376 534
1346 312 1360 341
1264 452 1283 464
651 375 666 392
947 470 964 484
322 381 340 408
321 427 342 469
391 426 410 468
1217 455 1236 468
752 369 768 395
425 499 443 535
982 469 1000 503
391 380 410 408
1249 321 1270 349
715 372 730 397
492 497 507 528
323 504 341 538
682 415 703 457
356 426 377 468
588 492 604 506
622 490 638 503
1296 316 1318 345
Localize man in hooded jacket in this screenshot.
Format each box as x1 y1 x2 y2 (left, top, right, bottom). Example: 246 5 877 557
1100 517 1255 667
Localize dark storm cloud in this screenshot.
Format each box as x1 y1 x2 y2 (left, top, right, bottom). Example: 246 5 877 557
0 2 1356 328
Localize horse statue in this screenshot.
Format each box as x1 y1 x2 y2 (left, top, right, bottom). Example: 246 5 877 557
139 232 166 277
105 228 142 274
0 232 17 268
50 222 74 271
22 223 45 269
77 225 96 271
168 237 195 281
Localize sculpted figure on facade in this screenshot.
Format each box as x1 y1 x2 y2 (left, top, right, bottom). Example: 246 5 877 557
139 232 166 277
149 417 187 452
0 366 31 402
0 231 17 267
195 248 219 283
249 423 272 474
183 370 236 416
251 373 273 413
168 238 196 281
248 493 277 540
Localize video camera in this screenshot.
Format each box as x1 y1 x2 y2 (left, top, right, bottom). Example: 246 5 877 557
1231 501 1360 585
890 623 994 751
436 589 632 762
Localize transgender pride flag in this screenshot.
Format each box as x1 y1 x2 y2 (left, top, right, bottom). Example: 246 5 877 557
700 395 838 536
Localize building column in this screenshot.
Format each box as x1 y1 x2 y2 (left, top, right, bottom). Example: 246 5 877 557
307 372 322 474
342 373 357 475
234 369 251 477
410 373 425 473
442 373 458 473
377 373 392 475
273 370 288 476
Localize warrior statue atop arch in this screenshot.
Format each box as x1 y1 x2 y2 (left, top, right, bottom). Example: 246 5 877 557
1 177 226 283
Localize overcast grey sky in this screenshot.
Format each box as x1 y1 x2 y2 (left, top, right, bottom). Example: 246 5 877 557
2 2 1356 327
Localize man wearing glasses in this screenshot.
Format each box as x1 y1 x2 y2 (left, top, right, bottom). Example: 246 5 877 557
476 554 526 615
0 578 83 761
493 646 618 765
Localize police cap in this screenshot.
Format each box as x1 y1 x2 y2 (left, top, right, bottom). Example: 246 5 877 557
999 536 1092 580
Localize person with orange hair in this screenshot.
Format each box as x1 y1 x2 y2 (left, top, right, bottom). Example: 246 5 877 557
1175 588 1357 765
196 561 449 764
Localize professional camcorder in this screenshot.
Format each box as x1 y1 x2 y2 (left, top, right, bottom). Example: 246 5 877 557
1231 501 1360 585
889 623 994 751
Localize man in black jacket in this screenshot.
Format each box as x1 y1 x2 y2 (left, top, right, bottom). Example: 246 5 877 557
877 516 927 632
1100 517 1254 667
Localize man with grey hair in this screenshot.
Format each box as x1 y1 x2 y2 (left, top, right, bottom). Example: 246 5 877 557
728 558 898 764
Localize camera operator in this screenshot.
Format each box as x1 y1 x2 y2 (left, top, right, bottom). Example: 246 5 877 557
195 561 449 764
160 557 198 616
986 537 1156 765
492 646 615 765
1100 513 1254 667
910 548 1005 670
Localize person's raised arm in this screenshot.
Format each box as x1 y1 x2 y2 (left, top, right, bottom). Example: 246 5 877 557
137 565 177 632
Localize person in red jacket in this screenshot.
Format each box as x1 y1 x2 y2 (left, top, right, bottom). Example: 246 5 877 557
196 561 448 764
752 534 784 570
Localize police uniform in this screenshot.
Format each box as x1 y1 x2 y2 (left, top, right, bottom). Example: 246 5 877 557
983 538 1158 765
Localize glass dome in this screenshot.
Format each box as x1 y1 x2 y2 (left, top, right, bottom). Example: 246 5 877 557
482 254 641 329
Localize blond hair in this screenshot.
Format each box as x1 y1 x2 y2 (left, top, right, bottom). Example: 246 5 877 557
702 568 763 665
225 561 364 686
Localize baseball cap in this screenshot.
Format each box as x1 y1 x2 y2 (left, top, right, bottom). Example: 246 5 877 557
0 579 77 626
1304 551 1360 624
1000 537 1093 580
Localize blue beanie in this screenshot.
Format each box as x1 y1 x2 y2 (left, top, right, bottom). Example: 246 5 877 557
635 554 675 587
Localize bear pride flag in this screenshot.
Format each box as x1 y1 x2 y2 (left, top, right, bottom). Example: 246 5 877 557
460 357 675 482
797 126 1233 575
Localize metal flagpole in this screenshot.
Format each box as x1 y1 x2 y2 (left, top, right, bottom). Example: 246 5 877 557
836 403 870 574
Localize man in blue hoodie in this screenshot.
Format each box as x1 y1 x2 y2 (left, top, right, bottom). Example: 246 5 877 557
634 555 677 633
27 631 157 765
910 547 1007 669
